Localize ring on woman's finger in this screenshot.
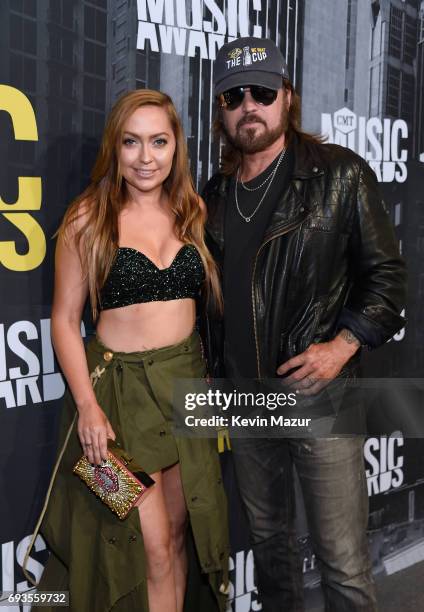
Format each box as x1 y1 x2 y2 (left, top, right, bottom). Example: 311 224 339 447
84 442 93 447
306 377 317 387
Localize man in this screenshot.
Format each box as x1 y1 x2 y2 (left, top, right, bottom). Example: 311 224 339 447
202 37 407 611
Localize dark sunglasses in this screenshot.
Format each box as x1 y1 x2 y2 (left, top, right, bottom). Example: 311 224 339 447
218 85 278 110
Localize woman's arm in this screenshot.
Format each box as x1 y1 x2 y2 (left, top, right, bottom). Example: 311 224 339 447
51 223 115 465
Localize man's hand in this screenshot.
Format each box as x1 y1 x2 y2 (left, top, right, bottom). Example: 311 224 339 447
276 329 361 395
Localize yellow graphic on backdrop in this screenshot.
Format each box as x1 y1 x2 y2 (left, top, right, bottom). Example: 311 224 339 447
0 85 46 271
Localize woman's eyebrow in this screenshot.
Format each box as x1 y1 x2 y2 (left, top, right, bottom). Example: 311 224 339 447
122 131 170 138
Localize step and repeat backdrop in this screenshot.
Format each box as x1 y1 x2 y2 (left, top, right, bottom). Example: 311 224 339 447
1 1 424 610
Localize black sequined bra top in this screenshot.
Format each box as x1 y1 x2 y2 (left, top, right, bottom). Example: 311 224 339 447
99 244 205 310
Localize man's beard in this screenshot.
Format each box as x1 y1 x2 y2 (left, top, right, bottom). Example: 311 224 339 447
223 110 288 154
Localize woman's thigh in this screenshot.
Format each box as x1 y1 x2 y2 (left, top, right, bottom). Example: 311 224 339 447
136 464 188 553
162 462 188 537
136 471 172 556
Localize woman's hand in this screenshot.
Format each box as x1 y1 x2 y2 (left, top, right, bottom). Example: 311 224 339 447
77 403 116 464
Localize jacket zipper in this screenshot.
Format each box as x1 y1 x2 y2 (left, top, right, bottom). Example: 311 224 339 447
251 217 306 379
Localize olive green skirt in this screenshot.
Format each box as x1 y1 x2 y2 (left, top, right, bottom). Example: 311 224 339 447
89 330 205 474
37 331 229 612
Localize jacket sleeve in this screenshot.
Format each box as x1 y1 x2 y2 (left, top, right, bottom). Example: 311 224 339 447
337 159 407 349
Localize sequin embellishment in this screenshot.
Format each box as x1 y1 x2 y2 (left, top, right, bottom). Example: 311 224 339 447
100 244 205 310
94 465 120 493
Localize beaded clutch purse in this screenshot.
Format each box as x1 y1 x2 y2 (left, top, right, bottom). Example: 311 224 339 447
73 439 155 520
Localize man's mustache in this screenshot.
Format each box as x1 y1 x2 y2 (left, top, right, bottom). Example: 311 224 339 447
237 114 265 129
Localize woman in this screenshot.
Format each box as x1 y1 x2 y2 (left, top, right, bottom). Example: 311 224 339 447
32 90 229 612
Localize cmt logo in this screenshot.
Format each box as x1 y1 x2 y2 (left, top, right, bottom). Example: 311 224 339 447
321 107 408 183
1 533 46 611
0 85 46 271
227 550 261 611
0 318 85 409
364 432 404 496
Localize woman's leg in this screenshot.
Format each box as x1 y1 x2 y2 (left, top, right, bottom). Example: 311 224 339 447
162 462 189 612
136 470 177 612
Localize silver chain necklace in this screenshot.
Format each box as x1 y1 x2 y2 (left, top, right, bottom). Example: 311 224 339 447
235 148 287 223
240 168 273 191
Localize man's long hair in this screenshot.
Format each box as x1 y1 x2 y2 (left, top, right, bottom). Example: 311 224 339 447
57 89 222 318
213 79 325 176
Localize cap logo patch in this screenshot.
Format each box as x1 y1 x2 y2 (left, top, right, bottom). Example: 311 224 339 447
228 48 242 60
226 46 267 69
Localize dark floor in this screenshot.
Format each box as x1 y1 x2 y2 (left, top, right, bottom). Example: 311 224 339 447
304 561 424 611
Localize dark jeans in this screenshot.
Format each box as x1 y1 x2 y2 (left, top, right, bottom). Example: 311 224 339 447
231 436 378 612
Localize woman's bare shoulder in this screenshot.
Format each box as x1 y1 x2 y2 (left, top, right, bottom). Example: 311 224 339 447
197 194 207 216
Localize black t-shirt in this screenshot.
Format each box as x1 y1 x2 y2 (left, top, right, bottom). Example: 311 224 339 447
223 146 294 378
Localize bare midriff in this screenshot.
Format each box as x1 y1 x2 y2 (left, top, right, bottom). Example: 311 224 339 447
96 298 196 352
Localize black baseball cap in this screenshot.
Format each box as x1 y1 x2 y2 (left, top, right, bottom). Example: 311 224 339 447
213 36 289 96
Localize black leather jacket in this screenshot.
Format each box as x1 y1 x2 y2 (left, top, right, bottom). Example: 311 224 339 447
201 135 407 379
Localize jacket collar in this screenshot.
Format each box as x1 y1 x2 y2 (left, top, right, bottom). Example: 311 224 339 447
291 133 325 179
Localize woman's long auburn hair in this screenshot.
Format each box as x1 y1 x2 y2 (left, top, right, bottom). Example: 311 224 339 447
58 89 222 319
